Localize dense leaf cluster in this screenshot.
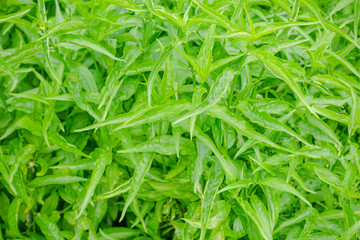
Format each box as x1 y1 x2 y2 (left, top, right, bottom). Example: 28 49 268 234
0 0 360 239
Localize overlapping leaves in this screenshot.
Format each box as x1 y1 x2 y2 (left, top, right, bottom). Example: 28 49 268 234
0 0 359 239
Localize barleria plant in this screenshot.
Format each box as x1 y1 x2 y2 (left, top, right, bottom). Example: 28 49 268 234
0 0 360 239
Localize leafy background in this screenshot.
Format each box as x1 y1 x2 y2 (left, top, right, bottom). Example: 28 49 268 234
0 0 360 239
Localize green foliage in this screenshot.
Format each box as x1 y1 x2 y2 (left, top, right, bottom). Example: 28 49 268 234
0 0 360 239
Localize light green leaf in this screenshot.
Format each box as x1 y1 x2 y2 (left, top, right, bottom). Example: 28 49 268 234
259 177 312 206
173 69 235 124
77 149 112 218
236 101 309 145
48 131 91 158
61 34 122 61
119 153 155 222
207 105 292 153
339 220 360 240
200 162 224 240
147 45 173 106
35 213 64 240
28 175 87 187
218 179 253 193
118 135 195 156
8 197 22 238
252 49 317 117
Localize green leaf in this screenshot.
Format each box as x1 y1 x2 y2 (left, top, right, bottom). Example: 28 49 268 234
330 0 354 16
197 24 216 80
35 213 64 240
292 170 316 194
147 44 172 106
0 116 42 141
0 7 32 23
99 47 142 110
236 101 309 145
12 170 32 209
312 105 351 125
200 162 224 240
77 149 112 218
50 159 96 171
210 54 245 73
42 20 87 38
300 0 325 28
314 165 343 187
252 49 317 117
184 200 231 229
66 81 101 121
173 69 235 124
339 220 360 240
355 0 359 41
207 105 291 152
237 197 272 240
118 135 195 156
9 144 36 183
254 21 318 39
259 177 312 207
172 43 201 77
175 119 236 182
120 153 155 222
274 208 317 233
48 131 91 158
249 195 273 238
218 179 253 193
61 34 122 61
28 175 87 187
8 197 22 238
307 115 342 149
299 16 360 48
114 101 192 131
77 100 191 132
99 227 141 240
95 179 131 201
192 0 237 31
190 140 211 193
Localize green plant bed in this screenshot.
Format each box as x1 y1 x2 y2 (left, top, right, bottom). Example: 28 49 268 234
0 0 359 239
